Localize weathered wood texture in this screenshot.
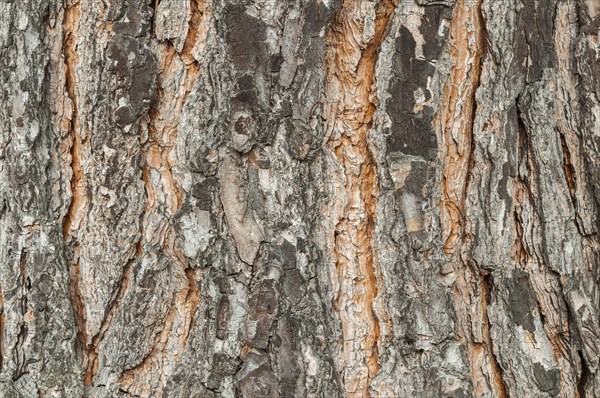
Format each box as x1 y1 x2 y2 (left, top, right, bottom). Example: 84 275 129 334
1 0 600 396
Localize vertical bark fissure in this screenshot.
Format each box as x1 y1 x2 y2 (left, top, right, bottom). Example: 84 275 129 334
439 0 509 395
578 349 590 398
16 250 29 378
60 0 88 361
558 128 590 237
118 289 180 390
116 1 205 393
516 94 585 395
118 240 199 392
481 275 509 398
554 0 599 239
183 265 200 344
513 103 533 266
150 0 203 321
325 1 395 396
440 0 484 255
62 1 84 239
83 243 138 385
146 0 203 215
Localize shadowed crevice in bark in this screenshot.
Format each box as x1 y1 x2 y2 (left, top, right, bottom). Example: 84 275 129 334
481 274 509 398
512 100 532 266
61 1 85 241
60 0 89 368
579 349 590 398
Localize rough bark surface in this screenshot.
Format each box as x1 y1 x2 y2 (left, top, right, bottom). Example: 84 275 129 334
1 0 600 397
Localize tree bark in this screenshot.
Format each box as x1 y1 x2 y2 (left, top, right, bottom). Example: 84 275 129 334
1 0 600 396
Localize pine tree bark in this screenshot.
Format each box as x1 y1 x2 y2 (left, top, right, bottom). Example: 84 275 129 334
1 0 600 397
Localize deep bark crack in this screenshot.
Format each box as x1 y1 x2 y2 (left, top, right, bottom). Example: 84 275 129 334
438 0 511 396
439 0 484 255
481 275 509 398
116 1 205 393
513 102 532 266
61 1 89 374
325 1 395 396
83 241 138 385
62 1 85 240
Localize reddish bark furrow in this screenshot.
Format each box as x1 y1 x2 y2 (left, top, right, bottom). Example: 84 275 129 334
61 0 89 359
439 0 484 256
118 290 179 395
325 1 395 396
145 0 205 215
438 0 507 396
116 1 207 394
62 1 85 240
118 240 199 396
84 250 136 385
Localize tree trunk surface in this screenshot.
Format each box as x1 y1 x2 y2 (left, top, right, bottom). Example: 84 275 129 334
1 0 600 397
